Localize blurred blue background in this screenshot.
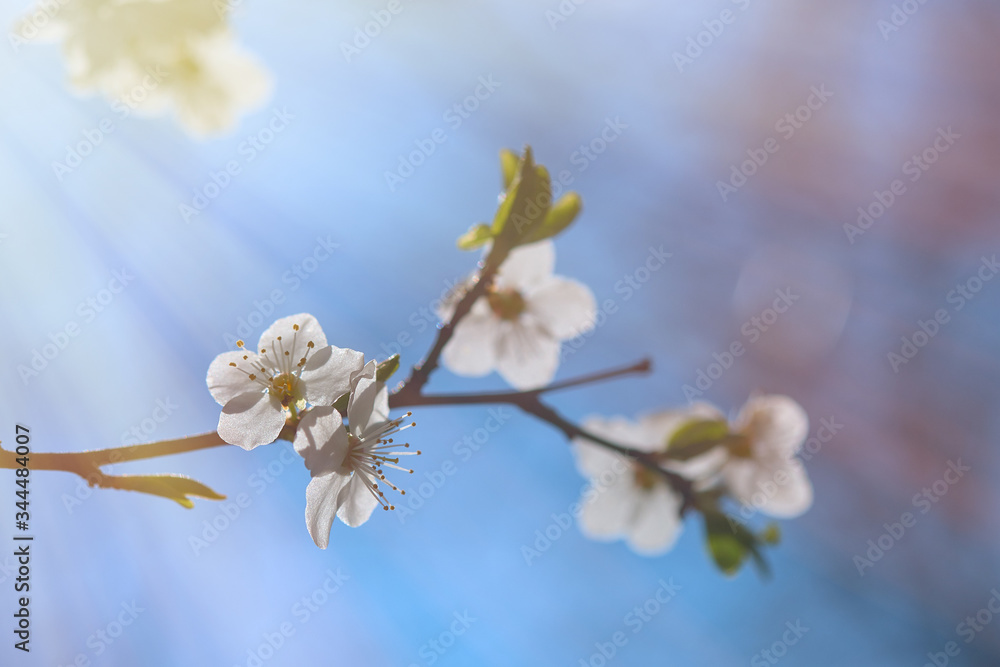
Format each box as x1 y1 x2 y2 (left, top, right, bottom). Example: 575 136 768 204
1 0 999 665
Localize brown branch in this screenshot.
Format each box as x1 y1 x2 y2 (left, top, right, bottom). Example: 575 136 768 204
391 359 696 512
0 432 228 481
392 247 509 404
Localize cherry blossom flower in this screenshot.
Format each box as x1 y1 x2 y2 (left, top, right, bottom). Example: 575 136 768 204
720 395 813 518
206 314 363 450
293 361 419 548
570 406 720 555
26 0 269 135
439 240 597 390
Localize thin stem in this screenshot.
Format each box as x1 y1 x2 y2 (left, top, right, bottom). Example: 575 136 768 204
389 358 652 409
517 397 697 513
391 358 696 512
393 248 508 403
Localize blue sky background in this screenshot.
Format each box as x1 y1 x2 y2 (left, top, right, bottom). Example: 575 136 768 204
1 0 999 665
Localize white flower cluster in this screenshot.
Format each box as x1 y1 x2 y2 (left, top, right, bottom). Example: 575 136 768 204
207 314 418 548
206 241 812 558
572 396 813 555
21 0 270 135
438 240 598 390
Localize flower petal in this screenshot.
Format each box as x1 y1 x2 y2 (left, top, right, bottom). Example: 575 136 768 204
627 485 684 555
441 309 500 378
723 457 814 519
663 447 728 484
304 473 351 549
294 406 350 476
579 476 639 540
300 345 365 405
496 240 555 289
736 395 809 458
256 313 327 366
206 350 260 406
335 474 380 527
349 374 391 440
494 322 560 390
217 391 285 450
527 277 597 339
573 416 649 477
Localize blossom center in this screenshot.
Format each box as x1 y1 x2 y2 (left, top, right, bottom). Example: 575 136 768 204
269 372 303 407
488 287 527 320
727 434 754 459
633 464 659 490
227 323 318 409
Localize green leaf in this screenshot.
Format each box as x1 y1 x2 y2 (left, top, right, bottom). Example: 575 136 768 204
704 512 775 578
666 418 730 461
704 512 751 575
491 147 553 247
500 149 519 190
507 163 552 242
457 223 493 251
519 191 582 244
104 474 226 509
376 354 401 382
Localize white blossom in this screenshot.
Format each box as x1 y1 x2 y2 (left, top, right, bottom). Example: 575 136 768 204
26 0 270 135
439 240 597 390
293 361 419 548
571 407 717 556
207 314 363 450
720 395 813 518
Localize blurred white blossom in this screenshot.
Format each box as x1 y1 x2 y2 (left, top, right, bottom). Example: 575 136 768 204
439 240 597 389
22 0 270 135
570 408 713 556
720 395 813 518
